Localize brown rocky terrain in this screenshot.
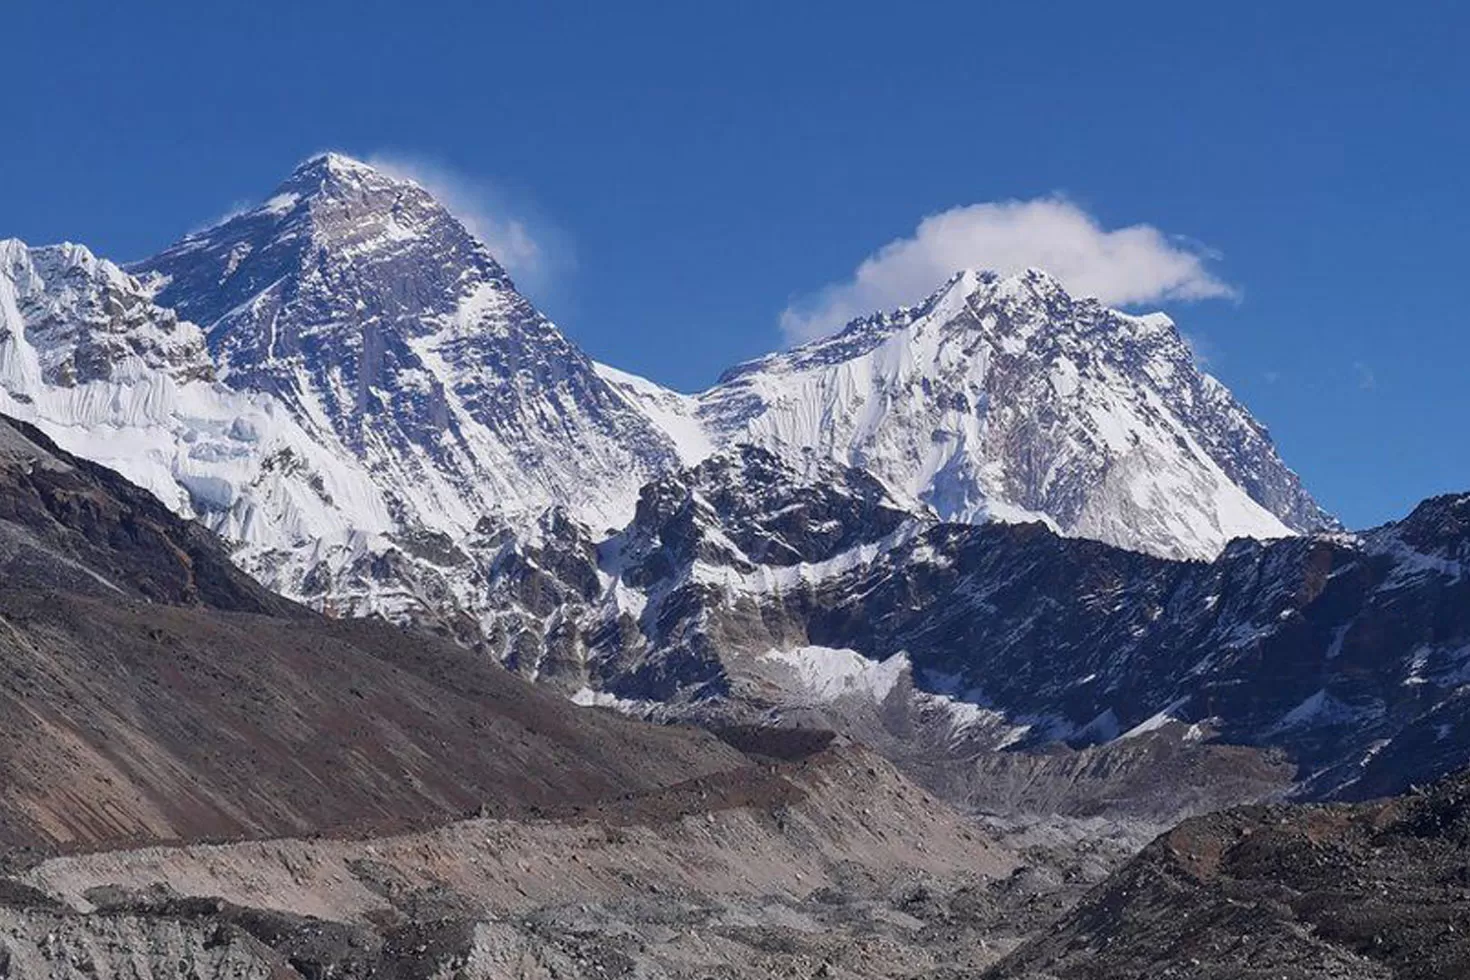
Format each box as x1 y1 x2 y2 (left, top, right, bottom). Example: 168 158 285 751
0 418 754 853
988 769 1470 980
2 745 1028 978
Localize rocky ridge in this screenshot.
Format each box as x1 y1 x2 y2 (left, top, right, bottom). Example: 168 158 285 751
988 768 1470 979
478 446 1468 817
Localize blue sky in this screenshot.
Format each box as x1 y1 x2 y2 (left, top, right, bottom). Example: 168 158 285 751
4 1 1467 527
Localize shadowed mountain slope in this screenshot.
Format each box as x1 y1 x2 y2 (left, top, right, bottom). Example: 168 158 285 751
0 415 744 851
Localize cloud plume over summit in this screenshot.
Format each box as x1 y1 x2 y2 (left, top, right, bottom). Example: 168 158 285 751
780 196 1235 343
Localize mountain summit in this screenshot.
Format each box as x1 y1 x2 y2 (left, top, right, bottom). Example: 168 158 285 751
136 153 680 533
628 267 1332 560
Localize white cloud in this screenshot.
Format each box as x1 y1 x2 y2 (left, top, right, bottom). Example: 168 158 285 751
365 152 573 301
779 196 1235 344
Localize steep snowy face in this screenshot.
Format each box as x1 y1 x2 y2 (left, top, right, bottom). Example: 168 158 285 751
0 240 211 388
0 239 395 557
695 269 1333 560
136 153 677 532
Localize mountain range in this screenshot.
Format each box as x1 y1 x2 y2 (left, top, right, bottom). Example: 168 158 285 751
1 153 1330 638
3 155 1464 805
0 151 1466 977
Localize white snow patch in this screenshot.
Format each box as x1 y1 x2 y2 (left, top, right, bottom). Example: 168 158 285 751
1119 697 1191 740
569 687 654 714
594 361 714 463
1272 689 1367 732
760 646 909 703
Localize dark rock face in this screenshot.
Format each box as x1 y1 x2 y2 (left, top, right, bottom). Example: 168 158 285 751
788 521 1468 789
613 445 914 585
988 769 1470 980
1384 492 1470 560
475 507 606 686
516 443 1467 811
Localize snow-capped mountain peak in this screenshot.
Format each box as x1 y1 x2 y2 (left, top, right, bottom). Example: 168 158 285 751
689 267 1331 560
288 149 385 183
6 152 694 652
135 153 680 535
4 156 1336 671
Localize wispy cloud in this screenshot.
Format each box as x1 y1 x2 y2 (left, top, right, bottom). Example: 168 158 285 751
780 196 1236 344
1182 332 1218 370
366 152 574 302
1354 361 1377 391
188 200 255 236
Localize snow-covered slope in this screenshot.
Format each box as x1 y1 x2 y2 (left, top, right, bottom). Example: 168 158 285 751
0 239 394 563
136 153 679 535
688 269 1331 560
